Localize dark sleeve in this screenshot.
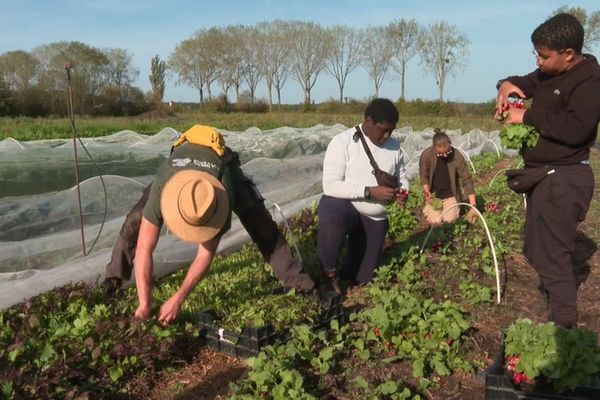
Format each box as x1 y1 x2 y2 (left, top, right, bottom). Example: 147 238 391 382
500 70 540 99
523 75 600 146
220 162 236 208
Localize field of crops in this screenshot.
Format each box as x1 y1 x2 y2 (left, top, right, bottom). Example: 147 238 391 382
1 150 600 400
0 112 502 141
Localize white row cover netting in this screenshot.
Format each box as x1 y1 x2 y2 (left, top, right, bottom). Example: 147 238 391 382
0 125 506 309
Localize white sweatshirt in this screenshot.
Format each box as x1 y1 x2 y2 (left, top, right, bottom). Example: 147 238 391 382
322 124 409 220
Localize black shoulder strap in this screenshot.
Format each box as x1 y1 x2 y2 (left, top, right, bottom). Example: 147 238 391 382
354 125 379 173
216 147 236 181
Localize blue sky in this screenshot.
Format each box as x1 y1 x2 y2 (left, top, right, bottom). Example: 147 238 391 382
1 0 599 104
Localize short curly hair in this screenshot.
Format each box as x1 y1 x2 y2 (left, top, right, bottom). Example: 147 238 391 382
531 13 584 54
364 98 399 125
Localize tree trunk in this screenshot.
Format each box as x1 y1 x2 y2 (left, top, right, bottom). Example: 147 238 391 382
276 87 282 107
266 79 273 112
400 63 406 100
198 87 204 104
303 77 311 104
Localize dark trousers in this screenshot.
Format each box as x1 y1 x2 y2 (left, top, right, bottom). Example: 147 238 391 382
317 195 388 285
105 153 315 292
523 163 594 327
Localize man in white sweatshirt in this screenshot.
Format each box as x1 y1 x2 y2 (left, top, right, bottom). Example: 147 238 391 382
318 98 409 292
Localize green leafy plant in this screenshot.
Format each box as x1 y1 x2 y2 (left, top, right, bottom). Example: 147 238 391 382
386 202 418 241
499 124 539 150
229 321 348 399
459 281 492 306
353 376 419 399
361 285 472 380
504 319 600 392
230 347 317 400
219 291 321 333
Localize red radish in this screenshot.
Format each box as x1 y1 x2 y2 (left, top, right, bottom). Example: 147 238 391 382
486 203 499 213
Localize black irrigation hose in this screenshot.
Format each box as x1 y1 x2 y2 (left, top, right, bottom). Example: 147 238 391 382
65 63 108 256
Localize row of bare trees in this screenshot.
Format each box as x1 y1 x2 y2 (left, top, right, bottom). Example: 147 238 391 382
168 5 600 107
168 19 470 106
1 6 598 117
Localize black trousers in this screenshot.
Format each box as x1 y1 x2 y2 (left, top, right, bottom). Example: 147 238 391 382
105 152 315 292
317 195 388 285
523 163 594 327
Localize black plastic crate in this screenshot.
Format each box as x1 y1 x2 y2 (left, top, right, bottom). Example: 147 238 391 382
197 309 283 358
485 338 600 400
196 290 347 358
315 291 347 328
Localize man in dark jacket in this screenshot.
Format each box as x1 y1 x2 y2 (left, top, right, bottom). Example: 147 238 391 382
104 125 316 311
495 13 600 328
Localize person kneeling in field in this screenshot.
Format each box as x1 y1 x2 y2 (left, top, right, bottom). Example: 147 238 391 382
104 125 316 324
419 129 476 225
318 98 409 293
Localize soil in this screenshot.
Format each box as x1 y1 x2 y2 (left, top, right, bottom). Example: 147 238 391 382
147 349 245 400
147 149 600 400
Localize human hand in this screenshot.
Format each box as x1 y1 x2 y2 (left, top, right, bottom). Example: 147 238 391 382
496 81 526 116
370 186 398 202
423 190 432 204
503 107 526 125
396 188 409 207
157 295 183 325
134 303 152 320
466 207 479 224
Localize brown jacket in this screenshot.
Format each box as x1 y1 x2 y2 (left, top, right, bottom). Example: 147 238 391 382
419 146 475 202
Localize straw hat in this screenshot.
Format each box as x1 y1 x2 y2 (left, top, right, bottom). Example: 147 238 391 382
161 170 230 243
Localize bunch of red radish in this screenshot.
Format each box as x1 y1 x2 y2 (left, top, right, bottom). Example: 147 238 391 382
505 354 532 385
496 100 525 122
486 202 499 213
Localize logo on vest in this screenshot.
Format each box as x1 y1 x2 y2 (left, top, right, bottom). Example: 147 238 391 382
172 158 192 167
171 158 218 170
